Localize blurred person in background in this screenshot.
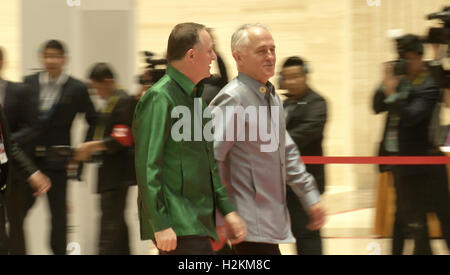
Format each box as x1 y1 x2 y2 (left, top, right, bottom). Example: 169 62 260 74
0 47 52 255
20 39 97 255
374 34 450 254
200 28 229 105
74 62 136 255
280 56 327 255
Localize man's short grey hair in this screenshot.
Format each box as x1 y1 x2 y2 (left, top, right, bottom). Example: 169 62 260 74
231 23 270 52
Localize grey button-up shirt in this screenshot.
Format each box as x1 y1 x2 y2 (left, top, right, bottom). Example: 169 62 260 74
210 72 321 244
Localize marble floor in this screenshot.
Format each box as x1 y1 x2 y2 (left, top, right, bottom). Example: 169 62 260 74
15 178 450 255
280 187 450 255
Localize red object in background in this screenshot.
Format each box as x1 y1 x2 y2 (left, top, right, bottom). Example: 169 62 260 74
111 124 134 146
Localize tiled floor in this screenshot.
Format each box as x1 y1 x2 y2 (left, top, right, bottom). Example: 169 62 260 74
278 188 450 255
18 180 450 255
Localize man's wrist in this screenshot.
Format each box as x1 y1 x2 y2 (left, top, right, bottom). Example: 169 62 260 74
27 170 40 181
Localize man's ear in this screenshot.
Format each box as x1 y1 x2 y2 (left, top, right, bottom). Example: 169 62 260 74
186 48 195 62
232 51 242 64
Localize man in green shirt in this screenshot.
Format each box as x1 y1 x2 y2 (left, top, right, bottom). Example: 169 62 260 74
133 22 246 255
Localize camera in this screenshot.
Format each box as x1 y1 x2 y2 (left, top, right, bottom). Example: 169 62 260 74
391 59 408 76
425 6 450 45
138 51 167 86
390 34 423 76
425 6 450 88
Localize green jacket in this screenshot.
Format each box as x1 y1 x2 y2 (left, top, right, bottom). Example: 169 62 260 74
132 65 236 241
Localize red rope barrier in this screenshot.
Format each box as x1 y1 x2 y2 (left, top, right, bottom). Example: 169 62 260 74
301 156 450 165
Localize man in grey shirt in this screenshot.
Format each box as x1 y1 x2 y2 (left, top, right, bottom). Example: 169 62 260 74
210 24 326 255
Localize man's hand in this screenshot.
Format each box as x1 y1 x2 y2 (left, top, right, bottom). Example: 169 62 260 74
306 202 326 231
224 211 247 245
382 62 400 97
74 141 105 162
155 227 177 252
27 171 51 197
210 225 227 251
74 142 95 162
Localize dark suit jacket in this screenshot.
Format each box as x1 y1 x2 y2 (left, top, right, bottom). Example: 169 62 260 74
381 72 441 175
2 81 39 181
373 85 397 172
284 88 327 194
24 73 97 171
0 105 38 191
201 54 228 105
86 90 136 193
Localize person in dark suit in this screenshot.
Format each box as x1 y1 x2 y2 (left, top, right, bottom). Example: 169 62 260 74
0 103 51 254
20 40 97 255
280 56 327 255
74 63 136 254
377 34 450 254
200 28 229 105
0 47 43 255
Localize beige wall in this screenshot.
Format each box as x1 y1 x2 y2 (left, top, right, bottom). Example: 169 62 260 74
1 0 449 191
137 0 450 190
0 0 21 81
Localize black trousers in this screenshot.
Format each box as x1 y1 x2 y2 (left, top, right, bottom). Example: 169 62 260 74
395 163 450 255
98 186 130 255
286 188 322 255
0 191 7 255
159 236 214 255
6 169 67 255
232 242 281 255
391 167 432 255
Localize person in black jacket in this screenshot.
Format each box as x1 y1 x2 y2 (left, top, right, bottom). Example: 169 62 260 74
74 63 136 254
375 34 450 254
280 56 327 255
0 47 44 255
21 40 97 255
0 104 51 254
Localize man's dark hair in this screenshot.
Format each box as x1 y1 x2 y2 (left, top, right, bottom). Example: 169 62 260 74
282 56 305 68
396 34 424 57
88 62 115 82
282 56 309 74
0 47 3 61
41 39 66 55
167 22 205 63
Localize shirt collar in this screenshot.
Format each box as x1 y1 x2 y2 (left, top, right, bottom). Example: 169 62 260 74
39 71 69 87
237 72 275 100
166 65 204 98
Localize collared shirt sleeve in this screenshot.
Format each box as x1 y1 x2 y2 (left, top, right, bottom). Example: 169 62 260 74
285 131 321 209
133 91 172 232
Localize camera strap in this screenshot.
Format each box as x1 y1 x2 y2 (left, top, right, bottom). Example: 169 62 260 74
93 94 120 141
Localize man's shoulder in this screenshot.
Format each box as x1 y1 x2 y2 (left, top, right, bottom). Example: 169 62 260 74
23 73 39 83
307 88 326 102
210 78 248 106
5 81 27 91
65 76 87 90
116 90 137 107
148 74 180 98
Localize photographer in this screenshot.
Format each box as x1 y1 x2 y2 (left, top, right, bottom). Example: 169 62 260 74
374 34 450 254
74 63 137 254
